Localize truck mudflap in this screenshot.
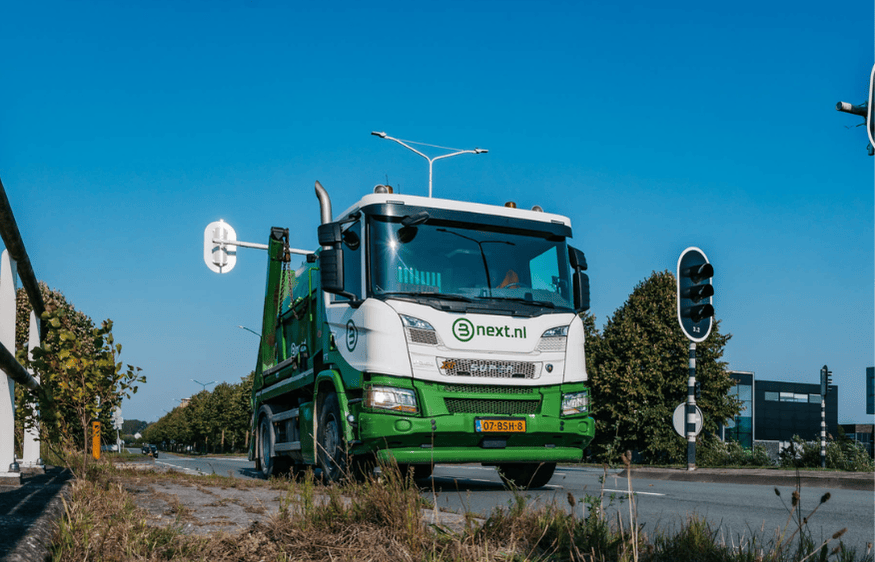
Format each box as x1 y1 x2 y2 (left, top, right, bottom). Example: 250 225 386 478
356 411 594 464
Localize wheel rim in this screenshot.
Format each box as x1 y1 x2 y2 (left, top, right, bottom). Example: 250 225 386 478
322 413 341 477
260 419 270 473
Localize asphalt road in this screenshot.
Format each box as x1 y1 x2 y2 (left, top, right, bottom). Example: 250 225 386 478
150 454 874 555
427 465 874 557
138 451 260 479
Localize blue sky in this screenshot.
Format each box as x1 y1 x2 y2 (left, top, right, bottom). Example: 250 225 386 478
0 1 872 424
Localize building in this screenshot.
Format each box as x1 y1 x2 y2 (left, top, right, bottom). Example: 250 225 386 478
839 424 873 458
727 371 839 445
725 371 753 447
867 367 874 416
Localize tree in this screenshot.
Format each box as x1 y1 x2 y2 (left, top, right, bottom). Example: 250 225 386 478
121 419 148 435
142 371 253 454
16 283 145 472
586 270 738 464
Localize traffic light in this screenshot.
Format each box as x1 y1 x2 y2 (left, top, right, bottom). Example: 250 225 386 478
677 247 715 342
694 381 702 400
820 365 834 396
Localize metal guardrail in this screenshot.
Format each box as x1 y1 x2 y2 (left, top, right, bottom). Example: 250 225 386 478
0 175 47 481
0 179 43 391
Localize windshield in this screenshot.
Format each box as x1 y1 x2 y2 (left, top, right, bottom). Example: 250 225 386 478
369 215 573 311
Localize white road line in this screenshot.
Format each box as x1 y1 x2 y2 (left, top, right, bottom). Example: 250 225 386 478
155 461 202 475
602 488 665 497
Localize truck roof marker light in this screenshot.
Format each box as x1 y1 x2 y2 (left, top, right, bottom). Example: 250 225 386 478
532 205 544 212
374 184 394 194
505 201 517 208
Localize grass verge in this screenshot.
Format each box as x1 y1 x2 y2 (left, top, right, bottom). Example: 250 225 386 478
50 458 874 562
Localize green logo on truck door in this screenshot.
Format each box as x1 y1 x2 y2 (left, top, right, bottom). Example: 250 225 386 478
452 318 526 342
346 319 358 351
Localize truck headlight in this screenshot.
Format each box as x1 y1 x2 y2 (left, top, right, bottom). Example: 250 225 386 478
365 386 418 413
561 391 589 416
537 325 568 351
400 314 439 346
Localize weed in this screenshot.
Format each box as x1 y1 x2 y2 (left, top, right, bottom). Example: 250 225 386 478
49 459 874 562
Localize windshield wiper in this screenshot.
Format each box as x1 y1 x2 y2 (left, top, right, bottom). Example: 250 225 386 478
482 296 556 308
376 291 473 303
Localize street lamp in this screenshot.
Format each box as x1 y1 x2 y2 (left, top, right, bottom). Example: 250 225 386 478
237 325 261 337
371 131 487 198
191 379 216 392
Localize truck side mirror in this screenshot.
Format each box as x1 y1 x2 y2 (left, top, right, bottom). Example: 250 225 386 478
573 271 590 312
318 222 343 246
320 248 344 294
569 245 589 312
319 247 362 306
569 246 587 271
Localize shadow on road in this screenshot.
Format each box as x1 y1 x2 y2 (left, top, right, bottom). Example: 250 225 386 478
427 476 506 492
0 467 73 559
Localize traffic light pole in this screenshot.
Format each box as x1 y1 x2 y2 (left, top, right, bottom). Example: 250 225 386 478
687 342 697 471
820 364 830 469
820 394 826 468
677 247 715 472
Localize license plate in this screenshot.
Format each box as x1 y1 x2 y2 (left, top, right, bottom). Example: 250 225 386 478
475 418 526 433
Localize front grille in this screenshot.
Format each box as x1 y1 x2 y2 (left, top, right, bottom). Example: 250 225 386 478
445 398 540 415
443 384 535 395
406 327 438 345
536 336 566 351
438 358 537 379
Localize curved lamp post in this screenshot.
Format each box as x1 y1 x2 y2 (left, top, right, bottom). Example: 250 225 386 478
191 379 216 392
371 131 487 198
237 325 261 337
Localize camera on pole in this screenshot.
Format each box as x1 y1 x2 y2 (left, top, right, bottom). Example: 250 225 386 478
677 247 715 342
834 63 875 155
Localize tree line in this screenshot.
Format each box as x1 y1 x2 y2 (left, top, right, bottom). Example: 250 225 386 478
141 373 253 454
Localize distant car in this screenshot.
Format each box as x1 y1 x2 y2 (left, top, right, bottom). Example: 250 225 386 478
150 444 158 459
141 444 150 455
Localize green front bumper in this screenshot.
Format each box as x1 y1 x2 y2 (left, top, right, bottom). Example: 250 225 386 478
355 379 595 464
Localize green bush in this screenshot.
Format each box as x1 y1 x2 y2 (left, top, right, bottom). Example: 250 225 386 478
698 436 773 467
779 435 874 471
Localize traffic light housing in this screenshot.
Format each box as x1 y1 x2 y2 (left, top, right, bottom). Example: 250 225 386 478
677 247 715 342
820 365 833 396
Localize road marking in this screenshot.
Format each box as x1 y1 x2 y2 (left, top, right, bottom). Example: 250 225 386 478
602 488 665 497
155 461 202 475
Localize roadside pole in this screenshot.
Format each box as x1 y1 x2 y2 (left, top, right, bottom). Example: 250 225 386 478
687 343 697 469
820 365 832 469
676 247 715 472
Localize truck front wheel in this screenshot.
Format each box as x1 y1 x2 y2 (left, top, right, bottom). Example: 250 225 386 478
258 415 291 478
317 392 347 482
497 462 556 489
258 416 275 478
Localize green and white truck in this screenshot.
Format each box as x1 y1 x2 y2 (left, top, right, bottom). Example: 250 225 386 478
215 181 595 488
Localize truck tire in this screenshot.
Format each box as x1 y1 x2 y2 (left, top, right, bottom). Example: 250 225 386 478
317 391 347 482
497 462 556 489
258 415 292 478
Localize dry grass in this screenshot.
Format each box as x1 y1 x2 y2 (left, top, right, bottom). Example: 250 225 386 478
49 458 873 562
